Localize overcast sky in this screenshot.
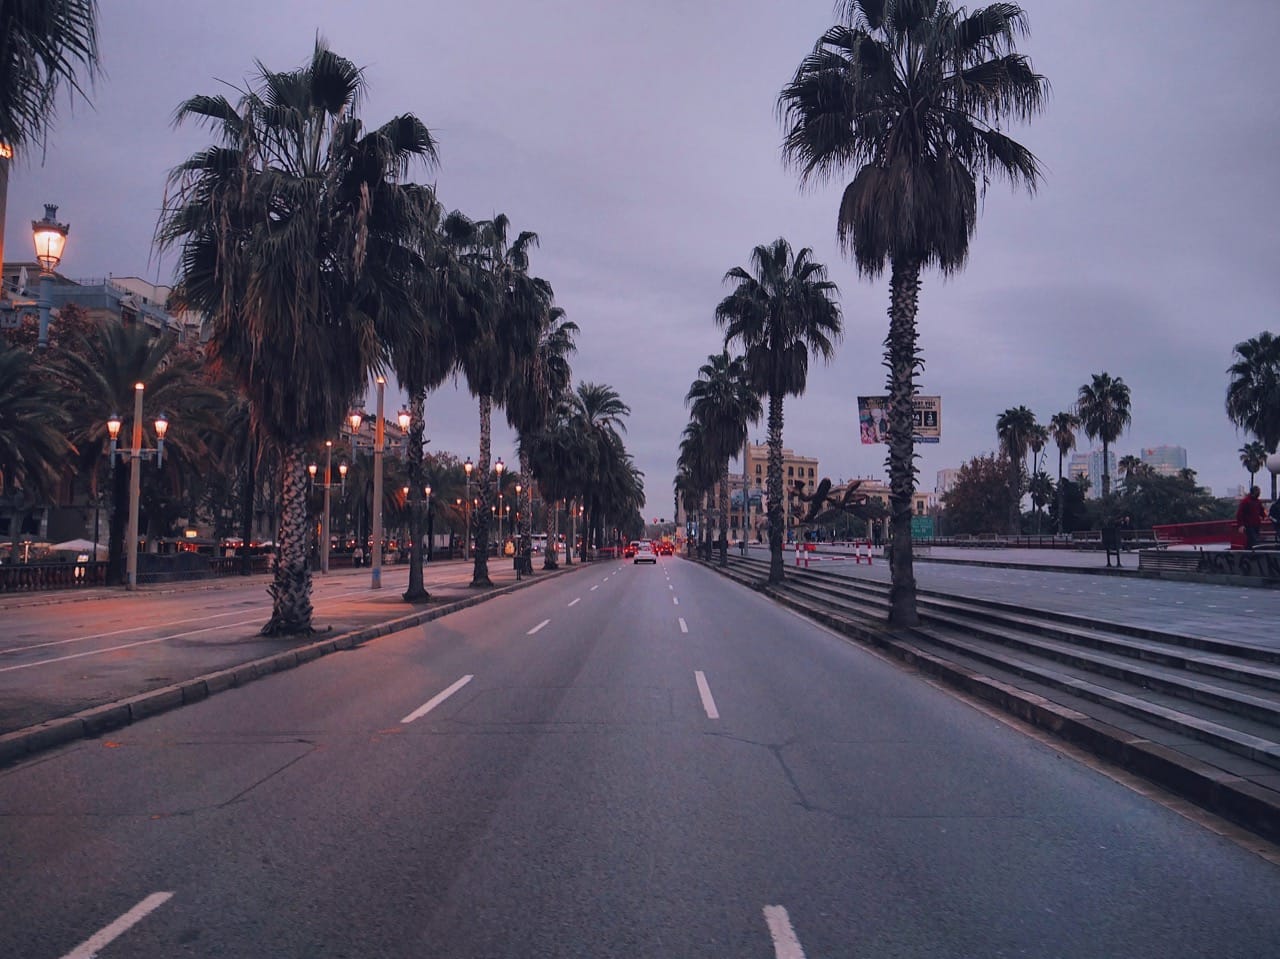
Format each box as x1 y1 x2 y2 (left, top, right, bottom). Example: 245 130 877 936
7 0 1280 509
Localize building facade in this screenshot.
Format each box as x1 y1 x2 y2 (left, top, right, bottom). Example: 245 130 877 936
1140 445 1188 477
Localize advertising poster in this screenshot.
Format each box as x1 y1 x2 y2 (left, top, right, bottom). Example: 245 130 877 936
858 395 942 444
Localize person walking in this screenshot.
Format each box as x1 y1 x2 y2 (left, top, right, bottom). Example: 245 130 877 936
1236 486 1267 550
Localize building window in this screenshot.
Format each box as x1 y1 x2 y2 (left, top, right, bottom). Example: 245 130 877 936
808 468 814 478
755 465 762 474
788 467 794 477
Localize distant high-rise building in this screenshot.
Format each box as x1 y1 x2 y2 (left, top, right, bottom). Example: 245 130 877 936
1140 444 1188 477
1069 450 1117 498
936 468 961 497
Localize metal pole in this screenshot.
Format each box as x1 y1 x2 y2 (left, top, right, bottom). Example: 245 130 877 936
125 383 143 589
36 270 53 351
321 441 332 574
464 473 471 561
371 378 385 588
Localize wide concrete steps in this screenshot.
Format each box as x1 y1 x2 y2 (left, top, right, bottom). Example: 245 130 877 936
714 554 1280 843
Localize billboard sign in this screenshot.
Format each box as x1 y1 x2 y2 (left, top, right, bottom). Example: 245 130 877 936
858 395 942 444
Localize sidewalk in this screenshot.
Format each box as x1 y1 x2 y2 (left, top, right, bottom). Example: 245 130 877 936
0 557 583 767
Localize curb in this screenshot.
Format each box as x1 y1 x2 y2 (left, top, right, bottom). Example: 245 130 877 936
707 560 1280 845
0 564 580 769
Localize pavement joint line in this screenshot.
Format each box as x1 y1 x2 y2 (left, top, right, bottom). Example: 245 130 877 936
0 564 581 769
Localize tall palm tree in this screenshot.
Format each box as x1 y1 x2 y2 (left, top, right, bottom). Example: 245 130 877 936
715 238 842 584
1240 440 1267 489
779 0 1047 625
507 304 578 569
996 406 1037 534
447 212 547 587
53 322 223 584
0 343 71 560
389 196 456 602
1226 332 1280 499
1076 372 1132 499
678 421 718 560
570 382 631 559
1048 410 1080 534
685 351 761 566
159 41 439 633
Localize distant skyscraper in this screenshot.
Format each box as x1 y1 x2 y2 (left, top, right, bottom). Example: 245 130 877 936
1070 450 1116 498
936 468 960 497
1140 444 1188 477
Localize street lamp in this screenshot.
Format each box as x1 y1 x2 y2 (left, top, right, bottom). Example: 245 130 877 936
424 484 434 562
32 204 70 350
463 456 473 560
106 383 170 589
495 457 505 545
307 440 346 573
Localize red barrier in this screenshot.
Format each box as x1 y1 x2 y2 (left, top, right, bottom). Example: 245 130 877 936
1152 520 1243 549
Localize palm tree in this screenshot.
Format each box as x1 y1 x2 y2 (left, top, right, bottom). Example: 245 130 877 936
1226 332 1280 498
570 382 631 559
1118 454 1143 485
1048 411 1080 534
685 351 762 566
996 406 1037 534
1076 372 1132 499
0 343 71 560
507 304 578 570
53 322 223 584
779 0 1047 625
678 421 718 560
447 212 548 587
1028 471 1053 532
388 196 455 602
0 0 99 156
1240 440 1267 489
715 238 842 584
159 41 439 633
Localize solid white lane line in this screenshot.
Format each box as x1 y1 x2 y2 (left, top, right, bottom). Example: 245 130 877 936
590 585 600 591
401 675 474 724
59 892 174 959
678 618 688 634
694 670 719 719
528 619 551 635
763 905 807 959
568 598 581 607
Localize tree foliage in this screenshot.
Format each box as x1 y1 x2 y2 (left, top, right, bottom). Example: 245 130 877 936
941 453 1013 536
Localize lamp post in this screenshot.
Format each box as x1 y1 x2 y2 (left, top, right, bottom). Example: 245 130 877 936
106 383 169 590
32 204 70 350
371 376 385 589
307 441 347 573
495 457 505 546
424 484 434 562
463 456 473 560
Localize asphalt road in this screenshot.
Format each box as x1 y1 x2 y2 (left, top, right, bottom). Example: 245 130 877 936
2 555 1278 958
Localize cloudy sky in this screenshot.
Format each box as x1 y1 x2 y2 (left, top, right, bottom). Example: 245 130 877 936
7 0 1279 509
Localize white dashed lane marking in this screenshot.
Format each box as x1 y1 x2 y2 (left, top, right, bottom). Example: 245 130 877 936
528 619 551 635
763 905 807 959
678 618 688 633
568 598 581 606
58 892 174 959
401 675 474 724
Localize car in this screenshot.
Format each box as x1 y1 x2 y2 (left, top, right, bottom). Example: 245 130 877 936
656 541 674 556
632 542 657 564
623 542 638 559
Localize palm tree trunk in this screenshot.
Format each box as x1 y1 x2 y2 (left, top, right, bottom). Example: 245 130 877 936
472 394 493 587
718 462 729 566
1101 440 1112 498
1008 459 1022 535
743 435 751 548
885 258 920 627
766 390 785 584
403 389 429 602
262 445 313 635
1055 450 1064 535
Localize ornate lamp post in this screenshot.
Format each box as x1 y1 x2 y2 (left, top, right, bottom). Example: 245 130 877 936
307 441 346 573
106 383 169 590
31 204 70 350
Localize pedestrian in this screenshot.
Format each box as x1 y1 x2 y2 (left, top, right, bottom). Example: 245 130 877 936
1235 485 1266 550
352 545 363 567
